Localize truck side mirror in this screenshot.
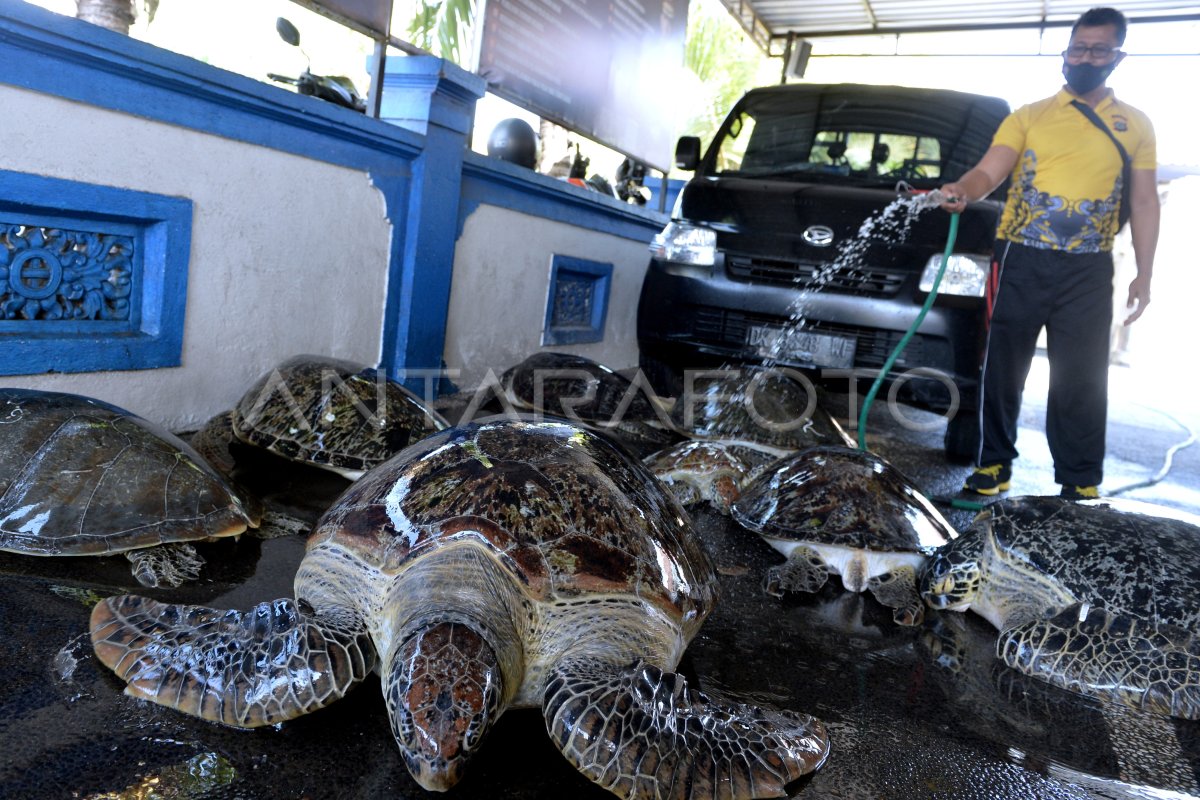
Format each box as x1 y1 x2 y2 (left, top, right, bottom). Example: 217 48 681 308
675 136 701 171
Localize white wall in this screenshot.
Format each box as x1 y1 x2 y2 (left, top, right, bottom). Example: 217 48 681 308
0 85 391 431
445 204 650 388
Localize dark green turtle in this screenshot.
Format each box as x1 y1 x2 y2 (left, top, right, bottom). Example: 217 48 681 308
732 446 955 625
670 368 853 457
500 351 677 449
920 495 1200 719
91 417 829 798
195 354 448 479
0 389 259 587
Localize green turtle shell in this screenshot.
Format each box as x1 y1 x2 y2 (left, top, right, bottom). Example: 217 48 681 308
731 445 955 553
0 389 257 556
669 369 852 453
973 496 1200 630
231 354 449 476
309 416 716 621
501 351 661 423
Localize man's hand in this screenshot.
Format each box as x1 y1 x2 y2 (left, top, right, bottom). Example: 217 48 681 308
1125 274 1151 325
938 183 968 213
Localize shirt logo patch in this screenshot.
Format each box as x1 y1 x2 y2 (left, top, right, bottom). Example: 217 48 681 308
1111 115 1129 132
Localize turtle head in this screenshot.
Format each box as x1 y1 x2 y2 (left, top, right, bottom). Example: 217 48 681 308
919 537 983 611
385 621 503 791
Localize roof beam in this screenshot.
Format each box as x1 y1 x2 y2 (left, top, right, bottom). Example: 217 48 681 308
766 12 1200 43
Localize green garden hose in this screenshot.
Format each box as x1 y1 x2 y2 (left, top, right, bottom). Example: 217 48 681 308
854 209 984 512
856 211 961 451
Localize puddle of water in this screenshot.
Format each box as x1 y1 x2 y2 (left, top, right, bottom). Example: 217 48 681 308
82 751 236 800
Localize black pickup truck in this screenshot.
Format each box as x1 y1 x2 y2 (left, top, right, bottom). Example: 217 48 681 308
636 82 1010 460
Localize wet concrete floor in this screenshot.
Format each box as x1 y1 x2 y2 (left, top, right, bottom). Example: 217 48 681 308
1 355 1197 799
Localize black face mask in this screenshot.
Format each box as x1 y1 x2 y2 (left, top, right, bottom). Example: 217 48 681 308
1063 61 1117 94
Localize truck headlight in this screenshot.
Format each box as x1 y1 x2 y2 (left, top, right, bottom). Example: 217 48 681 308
919 253 988 297
649 222 716 266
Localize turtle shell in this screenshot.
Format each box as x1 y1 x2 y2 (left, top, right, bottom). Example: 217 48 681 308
0 389 257 556
669 369 852 453
974 496 1200 629
309 416 716 623
731 445 955 553
501 352 661 423
231 354 449 476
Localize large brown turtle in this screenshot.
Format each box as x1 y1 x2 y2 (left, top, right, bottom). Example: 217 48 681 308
920 495 1200 719
90 417 829 797
0 389 259 587
731 446 956 625
194 354 448 480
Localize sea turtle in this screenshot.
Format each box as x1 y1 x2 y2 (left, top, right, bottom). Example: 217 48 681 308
0 389 259 587
194 354 449 480
644 440 774 515
670 368 853 457
90 417 829 797
500 351 677 450
731 445 955 625
919 495 1200 719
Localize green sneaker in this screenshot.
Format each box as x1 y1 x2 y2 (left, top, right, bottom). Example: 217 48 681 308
1060 484 1100 500
962 463 1012 496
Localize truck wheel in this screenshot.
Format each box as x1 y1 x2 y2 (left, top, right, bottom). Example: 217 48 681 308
944 411 980 464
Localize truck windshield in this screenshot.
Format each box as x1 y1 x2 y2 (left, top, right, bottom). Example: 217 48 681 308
712 110 941 181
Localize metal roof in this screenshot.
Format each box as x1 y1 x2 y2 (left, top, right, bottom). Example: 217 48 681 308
720 0 1200 51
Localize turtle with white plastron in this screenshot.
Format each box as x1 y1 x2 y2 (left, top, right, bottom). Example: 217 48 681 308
90 417 829 798
732 446 956 625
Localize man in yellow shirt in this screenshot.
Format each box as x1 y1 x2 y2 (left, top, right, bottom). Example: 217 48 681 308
939 6 1159 499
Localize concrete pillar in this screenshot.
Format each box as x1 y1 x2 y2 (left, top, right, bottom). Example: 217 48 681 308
377 56 486 395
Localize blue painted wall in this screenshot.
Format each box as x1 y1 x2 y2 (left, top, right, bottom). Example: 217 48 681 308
0 170 191 374
0 1 670 397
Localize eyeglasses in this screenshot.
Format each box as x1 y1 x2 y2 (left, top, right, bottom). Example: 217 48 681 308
1062 44 1121 60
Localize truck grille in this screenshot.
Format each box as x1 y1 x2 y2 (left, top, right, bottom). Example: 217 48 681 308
725 254 907 296
691 306 945 371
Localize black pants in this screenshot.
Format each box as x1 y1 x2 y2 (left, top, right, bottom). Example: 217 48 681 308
978 241 1114 486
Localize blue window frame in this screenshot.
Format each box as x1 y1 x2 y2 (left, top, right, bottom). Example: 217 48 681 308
0 170 192 375
541 255 613 346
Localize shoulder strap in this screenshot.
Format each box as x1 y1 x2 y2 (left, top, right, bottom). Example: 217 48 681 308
1070 99 1132 228
1069 99 1131 167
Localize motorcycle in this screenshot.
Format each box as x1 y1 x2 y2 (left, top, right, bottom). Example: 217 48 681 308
267 17 367 114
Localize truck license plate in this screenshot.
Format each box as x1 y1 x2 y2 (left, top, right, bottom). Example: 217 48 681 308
747 325 857 369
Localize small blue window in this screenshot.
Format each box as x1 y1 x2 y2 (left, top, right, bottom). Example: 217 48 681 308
542 255 612 346
0 171 192 375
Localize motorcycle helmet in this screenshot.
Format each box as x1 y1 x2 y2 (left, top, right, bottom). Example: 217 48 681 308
487 118 538 169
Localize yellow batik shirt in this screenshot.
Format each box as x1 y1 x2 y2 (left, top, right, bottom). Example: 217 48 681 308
993 88 1156 253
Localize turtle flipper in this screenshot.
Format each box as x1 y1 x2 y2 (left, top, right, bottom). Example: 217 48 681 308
543 659 829 799
90 594 375 727
764 545 829 597
999 603 1200 719
125 542 205 588
867 565 925 626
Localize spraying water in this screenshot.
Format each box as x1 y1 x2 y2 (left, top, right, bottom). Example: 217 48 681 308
707 187 954 442
759 186 951 366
